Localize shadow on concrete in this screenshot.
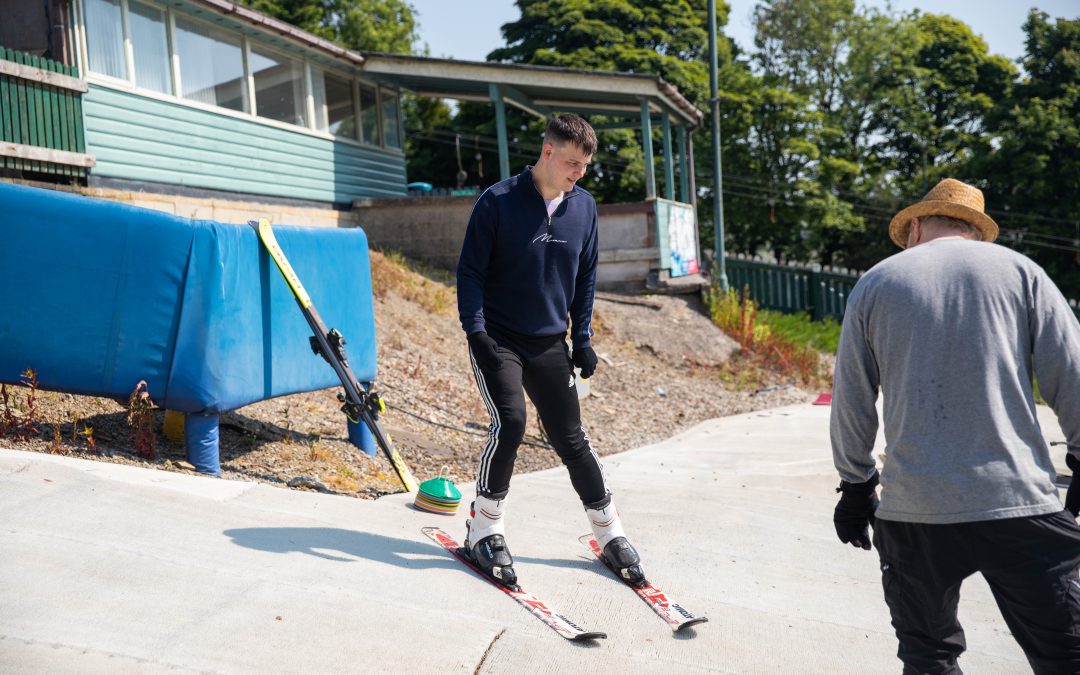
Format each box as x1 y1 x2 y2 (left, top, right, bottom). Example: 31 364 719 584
223 527 457 568
223 526 618 585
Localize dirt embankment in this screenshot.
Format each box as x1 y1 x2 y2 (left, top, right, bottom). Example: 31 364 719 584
0 256 814 498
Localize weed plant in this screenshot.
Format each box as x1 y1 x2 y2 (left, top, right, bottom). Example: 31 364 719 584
369 249 456 316
127 380 157 459
0 368 41 440
708 287 832 388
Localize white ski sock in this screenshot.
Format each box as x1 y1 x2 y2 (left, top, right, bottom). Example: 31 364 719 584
467 494 506 546
585 499 627 549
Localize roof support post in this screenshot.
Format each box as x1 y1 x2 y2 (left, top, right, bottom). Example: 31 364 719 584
662 113 675 201
677 125 690 203
640 99 656 200
709 0 729 291
489 83 511 181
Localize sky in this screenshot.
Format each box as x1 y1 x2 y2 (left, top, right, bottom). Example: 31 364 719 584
408 0 1078 66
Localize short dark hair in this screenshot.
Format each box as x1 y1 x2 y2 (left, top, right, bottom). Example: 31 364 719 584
544 114 597 156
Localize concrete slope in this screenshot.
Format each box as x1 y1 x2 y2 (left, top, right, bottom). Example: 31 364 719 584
2 403 1065 673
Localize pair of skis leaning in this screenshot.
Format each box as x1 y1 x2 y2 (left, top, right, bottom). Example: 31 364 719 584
253 219 419 493
422 527 707 641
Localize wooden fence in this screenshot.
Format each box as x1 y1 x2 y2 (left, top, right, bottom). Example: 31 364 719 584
0 46 92 177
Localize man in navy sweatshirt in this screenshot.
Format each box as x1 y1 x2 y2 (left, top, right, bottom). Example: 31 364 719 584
456 113 645 590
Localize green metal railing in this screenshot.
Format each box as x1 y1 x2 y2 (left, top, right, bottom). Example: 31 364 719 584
725 254 1080 323
724 255 861 322
0 46 91 178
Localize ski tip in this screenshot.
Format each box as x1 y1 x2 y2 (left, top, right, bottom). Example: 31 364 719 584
572 631 608 641
675 616 709 632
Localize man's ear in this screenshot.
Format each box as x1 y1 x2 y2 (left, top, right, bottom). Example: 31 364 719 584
907 218 921 247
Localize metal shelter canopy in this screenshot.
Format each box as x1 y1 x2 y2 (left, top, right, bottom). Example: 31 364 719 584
360 53 704 200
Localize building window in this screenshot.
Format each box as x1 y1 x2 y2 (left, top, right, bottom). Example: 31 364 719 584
250 46 305 126
312 69 356 138
127 0 170 94
358 83 378 145
174 16 246 112
84 0 126 80
381 89 400 149
79 1 397 146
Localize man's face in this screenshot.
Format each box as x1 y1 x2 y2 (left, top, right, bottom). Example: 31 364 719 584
545 142 592 191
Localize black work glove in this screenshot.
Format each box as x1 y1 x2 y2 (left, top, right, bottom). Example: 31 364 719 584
467 331 501 371
571 346 598 379
834 471 880 551
1066 453 1080 518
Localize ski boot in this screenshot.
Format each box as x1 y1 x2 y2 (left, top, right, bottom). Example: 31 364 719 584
599 536 647 588
463 494 519 590
586 496 648 588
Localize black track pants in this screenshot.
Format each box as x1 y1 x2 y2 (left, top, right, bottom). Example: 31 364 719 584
468 328 607 504
873 511 1080 675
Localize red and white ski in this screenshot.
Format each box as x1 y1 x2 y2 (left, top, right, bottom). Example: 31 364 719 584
423 527 606 642
579 534 708 632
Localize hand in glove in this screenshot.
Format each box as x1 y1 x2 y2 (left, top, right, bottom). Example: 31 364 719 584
467 331 502 372
571 346 598 379
834 471 880 551
1066 453 1080 518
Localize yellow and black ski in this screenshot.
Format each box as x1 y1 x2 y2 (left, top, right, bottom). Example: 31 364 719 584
253 218 419 493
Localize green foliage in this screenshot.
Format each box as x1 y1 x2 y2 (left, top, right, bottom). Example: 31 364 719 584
236 0 418 53
976 11 1080 297
336 0 418 54
490 0 721 103
481 0 736 202
757 311 841 354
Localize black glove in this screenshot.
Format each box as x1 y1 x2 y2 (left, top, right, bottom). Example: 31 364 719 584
1066 453 1080 518
467 331 502 371
834 471 880 551
571 346 598 379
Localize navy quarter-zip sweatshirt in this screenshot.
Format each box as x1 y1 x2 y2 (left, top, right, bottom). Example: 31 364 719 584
457 166 598 349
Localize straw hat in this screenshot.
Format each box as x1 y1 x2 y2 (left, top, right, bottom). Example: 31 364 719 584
888 178 999 248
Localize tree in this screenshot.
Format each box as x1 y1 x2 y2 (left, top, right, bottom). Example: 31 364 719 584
486 0 736 205
236 0 418 54
734 0 894 262
978 11 1080 296
879 13 1014 195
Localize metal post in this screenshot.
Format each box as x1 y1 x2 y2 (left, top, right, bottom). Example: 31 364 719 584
489 83 510 181
640 99 656 200
708 0 729 292
662 113 675 201
677 125 690 203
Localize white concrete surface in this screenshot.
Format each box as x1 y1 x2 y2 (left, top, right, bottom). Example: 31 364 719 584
1 403 1070 673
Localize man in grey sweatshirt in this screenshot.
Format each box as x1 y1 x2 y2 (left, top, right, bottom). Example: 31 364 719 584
831 178 1080 674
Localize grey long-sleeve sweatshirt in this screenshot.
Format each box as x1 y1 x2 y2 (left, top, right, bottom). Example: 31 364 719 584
831 239 1080 524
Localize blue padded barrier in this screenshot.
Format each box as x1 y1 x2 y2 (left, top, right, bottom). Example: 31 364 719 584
0 182 378 474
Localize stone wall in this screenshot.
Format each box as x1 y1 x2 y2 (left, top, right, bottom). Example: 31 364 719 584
79 186 358 229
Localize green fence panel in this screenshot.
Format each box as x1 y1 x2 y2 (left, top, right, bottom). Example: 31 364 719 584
724 256 860 321
0 45 86 178
725 255 1080 323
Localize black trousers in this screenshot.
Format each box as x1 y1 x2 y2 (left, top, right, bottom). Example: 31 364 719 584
467 326 607 504
873 511 1080 675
